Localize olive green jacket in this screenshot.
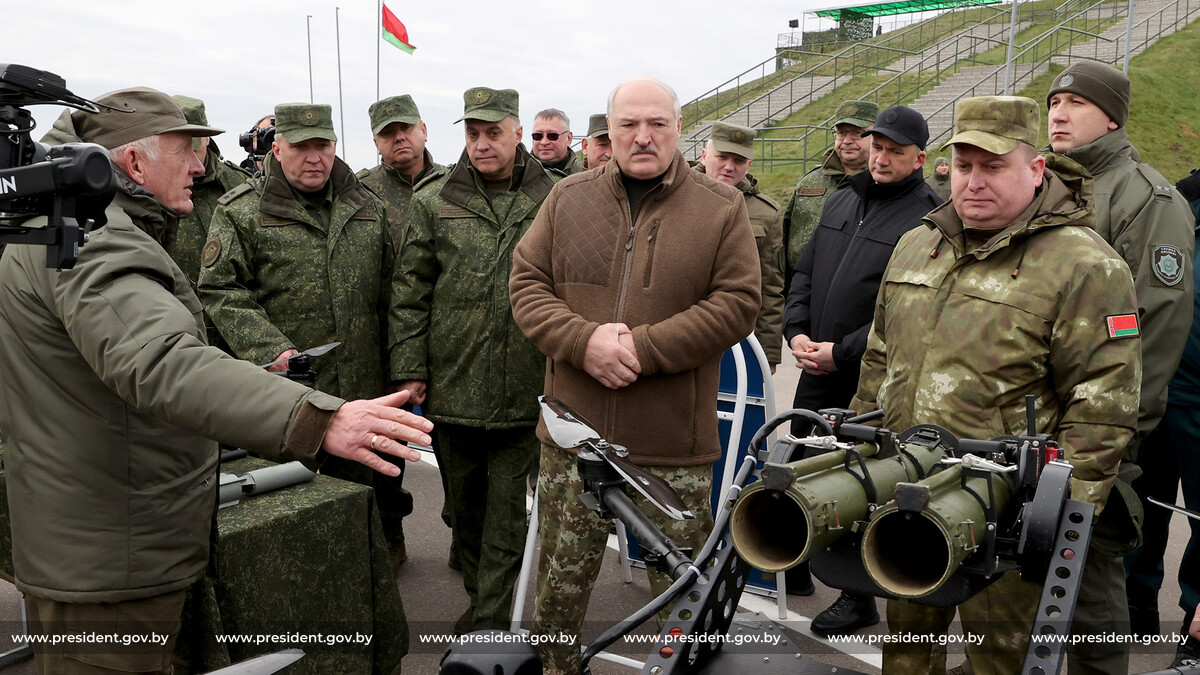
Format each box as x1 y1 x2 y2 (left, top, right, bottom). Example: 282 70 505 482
393 146 557 427
356 149 448 246
925 171 951 202
1054 130 1195 457
170 141 252 283
198 154 400 401
782 149 863 281
0 176 339 603
541 150 584 177
852 161 1141 514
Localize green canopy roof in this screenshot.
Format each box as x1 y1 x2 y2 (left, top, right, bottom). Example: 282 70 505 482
811 0 1003 18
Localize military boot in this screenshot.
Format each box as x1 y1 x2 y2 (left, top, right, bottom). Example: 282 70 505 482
811 591 879 636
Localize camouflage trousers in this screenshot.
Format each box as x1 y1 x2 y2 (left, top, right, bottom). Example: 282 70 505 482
438 424 538 630
531 444 715 675
886 553 1130 675
884 570 1039 675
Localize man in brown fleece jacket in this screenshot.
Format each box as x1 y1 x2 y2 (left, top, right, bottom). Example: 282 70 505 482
510 76 761 674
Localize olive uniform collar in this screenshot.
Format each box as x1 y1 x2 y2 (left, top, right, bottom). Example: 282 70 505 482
440 144 554 209
691 161 761 196
381 148 445 188
257 152 372 221
1051 128 1132 178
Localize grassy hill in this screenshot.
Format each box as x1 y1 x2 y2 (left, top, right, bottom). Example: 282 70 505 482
747 12 1200 204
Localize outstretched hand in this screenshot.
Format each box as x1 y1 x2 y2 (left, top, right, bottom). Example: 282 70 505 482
322 390 434 476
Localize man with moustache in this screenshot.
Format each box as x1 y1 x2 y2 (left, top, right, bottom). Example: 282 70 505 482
510 76 759 675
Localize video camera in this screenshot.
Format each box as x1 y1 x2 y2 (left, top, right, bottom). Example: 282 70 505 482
0 64 114 269
238 119 274 173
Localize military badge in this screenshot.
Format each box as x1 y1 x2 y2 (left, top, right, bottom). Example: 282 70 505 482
201 238 222 268
1106 314 1140 339
729 129 746 144
1058 74 1074 87
841 103 857 117
469 89 490 105
1152 244 1184 286
301 110 316 125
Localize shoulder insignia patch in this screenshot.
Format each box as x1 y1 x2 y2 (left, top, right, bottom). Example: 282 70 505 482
1106 313 1140 339
201 238 222 268
217 183 254 205
438 206 475 219
798 187 827 196
1152 244 1185 286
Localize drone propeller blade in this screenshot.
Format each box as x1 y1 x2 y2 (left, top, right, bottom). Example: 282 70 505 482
539 395 603 449
259 341 342 369
599 448 694 521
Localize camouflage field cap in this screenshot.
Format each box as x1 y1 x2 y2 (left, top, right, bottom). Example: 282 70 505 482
274 103 337 143
586 113 609 138
369 95 421 134
710 121 756 160
456 87 519 123
172 95 208 127
941 96 1040 155
73 87 223 150
833 100 879 128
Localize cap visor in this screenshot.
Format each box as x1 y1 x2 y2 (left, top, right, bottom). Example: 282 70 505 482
163 122 224 138
710 139 753 160
372 115 421 135
280 128 338 143
455 110 509 123
939 129 1020 155
864 127 918 147
834 116 875 128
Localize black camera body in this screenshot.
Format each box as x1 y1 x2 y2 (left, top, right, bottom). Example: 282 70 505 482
0 64 114 269
238 120 274 173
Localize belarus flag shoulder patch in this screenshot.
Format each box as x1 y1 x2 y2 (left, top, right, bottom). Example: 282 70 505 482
1106 314 1140 339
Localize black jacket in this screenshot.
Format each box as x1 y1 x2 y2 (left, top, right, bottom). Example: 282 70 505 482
784 169 942 373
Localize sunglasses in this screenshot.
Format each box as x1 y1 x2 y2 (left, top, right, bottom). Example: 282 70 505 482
531 131 568 141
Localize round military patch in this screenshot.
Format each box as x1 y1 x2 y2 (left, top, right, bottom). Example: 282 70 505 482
385 104 397 115
201 238 222 268
301 110 317 125
885 110 898 123
842 103 858 116
469 89 490 105
1152 244 1185 286
729 129 746 144
1059 74 1074 87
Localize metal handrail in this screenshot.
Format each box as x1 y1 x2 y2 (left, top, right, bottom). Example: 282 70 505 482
922 0 1195 149
680 4 1011 132
750 0 1122 171
682 7 1029 160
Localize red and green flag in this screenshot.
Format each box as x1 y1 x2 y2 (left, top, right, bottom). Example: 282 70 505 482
382 4 416 54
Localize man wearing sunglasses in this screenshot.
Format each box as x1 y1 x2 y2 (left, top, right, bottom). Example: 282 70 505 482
531 108 582 176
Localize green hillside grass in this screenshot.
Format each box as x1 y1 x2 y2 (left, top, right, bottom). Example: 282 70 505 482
750 16 1200 203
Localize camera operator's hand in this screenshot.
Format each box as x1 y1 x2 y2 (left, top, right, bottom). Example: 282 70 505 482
322 390 434 477
269 349 299 373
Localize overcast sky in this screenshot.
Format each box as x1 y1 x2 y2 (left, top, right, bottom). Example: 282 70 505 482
9 0 881 171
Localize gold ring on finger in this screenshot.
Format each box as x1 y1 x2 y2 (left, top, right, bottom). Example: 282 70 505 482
370 434 379 450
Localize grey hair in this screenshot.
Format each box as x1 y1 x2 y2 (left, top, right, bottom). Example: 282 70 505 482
109 134 161 164
607 77 681 120
535 108 570 127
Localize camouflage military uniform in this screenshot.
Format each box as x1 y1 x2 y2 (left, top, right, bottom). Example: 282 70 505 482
855 104 1141 672
198 152 399 486
782 148 859 279
170 143 251 284
925 169 951 202
694 163 784 363
357 148 448 245
541 151 583 176
393 138 556 629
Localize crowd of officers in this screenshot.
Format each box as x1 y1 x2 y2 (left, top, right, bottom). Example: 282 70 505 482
0 56 1199 675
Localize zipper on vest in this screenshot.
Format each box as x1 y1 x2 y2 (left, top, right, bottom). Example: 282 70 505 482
615 218 639 320
643 220 660 287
